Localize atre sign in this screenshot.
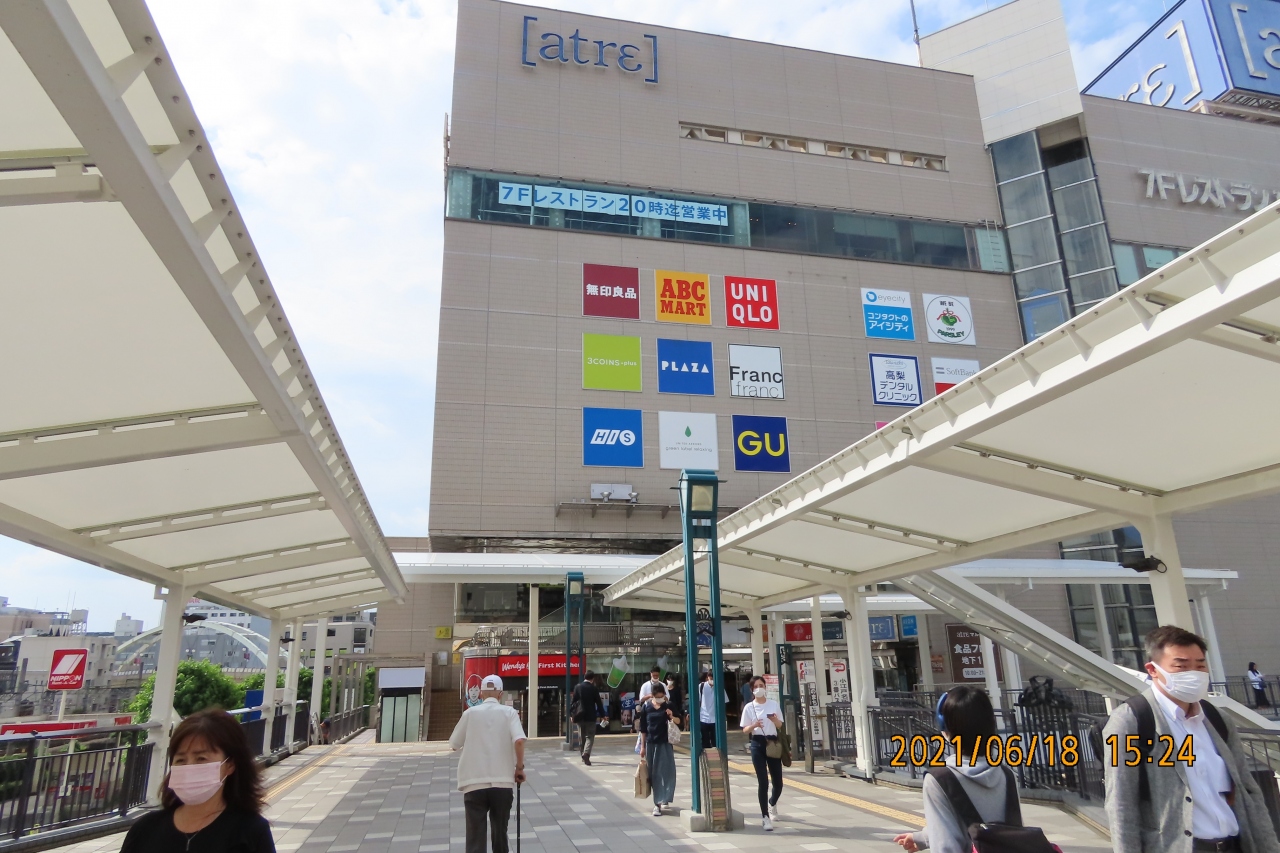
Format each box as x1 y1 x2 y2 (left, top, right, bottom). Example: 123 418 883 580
521 16 659 84
49 649 88 691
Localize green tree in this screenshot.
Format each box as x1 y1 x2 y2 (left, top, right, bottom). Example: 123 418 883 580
363 667 377 705
125 660 246 722
240 671 286 692
296 667 332 716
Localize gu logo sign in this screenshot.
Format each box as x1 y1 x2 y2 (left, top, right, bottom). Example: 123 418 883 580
724 277 780 330
583 407 643 468
49 649 87 690
521 16 659 84
655 270 711 325
732 415 790 473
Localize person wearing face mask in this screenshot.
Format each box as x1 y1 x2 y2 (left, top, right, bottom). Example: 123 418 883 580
121 709 274 853
1104 626 1280 853
636 682 677 817
739 675 784 831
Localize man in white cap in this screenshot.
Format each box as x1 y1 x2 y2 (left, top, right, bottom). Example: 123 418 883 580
450 674 527 853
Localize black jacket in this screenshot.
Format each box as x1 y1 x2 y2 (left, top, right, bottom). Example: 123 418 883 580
571 680 605 722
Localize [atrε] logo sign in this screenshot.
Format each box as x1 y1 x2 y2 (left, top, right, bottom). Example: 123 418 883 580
869 353 922 408
861 288 915 340
923 294 975 345
724 276 780 330
520 16 658 84
732 415 790 473
655 269 711 324
658 411 719 470
931 357 979 395
727 344 784 399
583 264 640 319
583 333 641 391
656 339 714 395
583 407 643 468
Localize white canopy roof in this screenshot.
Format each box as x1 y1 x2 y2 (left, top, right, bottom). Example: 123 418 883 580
606 201 1280 614
397 553 651 585
0 1 404 619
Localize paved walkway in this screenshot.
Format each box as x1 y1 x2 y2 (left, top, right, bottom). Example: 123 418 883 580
51 733 1111 852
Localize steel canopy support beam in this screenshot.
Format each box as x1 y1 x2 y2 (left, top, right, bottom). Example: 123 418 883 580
0 165 112 205
0 406 280 480
147 580 186 802
1134 514 1195 628
723 548 846 587
276 591 387 620
224 567 377 598
178 540 362 587
76 492 325 544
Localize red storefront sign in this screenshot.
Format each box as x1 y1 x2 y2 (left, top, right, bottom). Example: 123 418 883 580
725 276 780 330
583 264 640 319
48 649 87 690
0 721 95 735
463 654 582 684
784 622 813 642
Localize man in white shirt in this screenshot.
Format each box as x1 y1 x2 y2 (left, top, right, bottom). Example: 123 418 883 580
637 665 663 703
1103 626 1280 853
450 675 527 853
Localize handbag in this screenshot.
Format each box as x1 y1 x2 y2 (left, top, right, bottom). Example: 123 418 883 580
667 718 682 744
634 758 651 798
750 702 784 759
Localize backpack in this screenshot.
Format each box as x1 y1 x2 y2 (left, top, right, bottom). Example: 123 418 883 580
1125 694 1229 803
928 766 1060 853
1016 676 1073 711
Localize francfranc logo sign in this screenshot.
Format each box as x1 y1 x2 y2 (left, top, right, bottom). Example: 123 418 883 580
728 344 784 399
521 16 658 84
589 428 636 446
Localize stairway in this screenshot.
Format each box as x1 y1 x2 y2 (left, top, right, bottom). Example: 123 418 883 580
426 689 464 741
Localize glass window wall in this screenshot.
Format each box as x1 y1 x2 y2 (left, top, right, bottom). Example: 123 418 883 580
1113 241 1185 285
447 167 1008 274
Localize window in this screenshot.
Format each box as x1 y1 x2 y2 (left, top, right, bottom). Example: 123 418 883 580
448 167 1008 274
1112 242 1184 285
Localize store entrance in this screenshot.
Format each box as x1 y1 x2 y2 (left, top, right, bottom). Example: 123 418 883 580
378 689 422 742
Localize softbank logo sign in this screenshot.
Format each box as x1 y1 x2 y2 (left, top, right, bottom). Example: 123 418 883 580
656 339 714 396
583 407 643 468
520 16 659 84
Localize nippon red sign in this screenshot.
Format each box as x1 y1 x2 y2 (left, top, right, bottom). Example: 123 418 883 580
725 276 780 330
583 264 640 319
48 649 88 690
0 720 96 735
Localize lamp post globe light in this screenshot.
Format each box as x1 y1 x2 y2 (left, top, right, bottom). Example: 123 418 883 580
676 469 726 818
564 571 585 748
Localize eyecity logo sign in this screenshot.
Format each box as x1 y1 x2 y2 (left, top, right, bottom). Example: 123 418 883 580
862 288 915 340
732 415 790 472
656 339 714 395
923 294 975 345
727 344 784 399
583 407 643 468
521 16 658 84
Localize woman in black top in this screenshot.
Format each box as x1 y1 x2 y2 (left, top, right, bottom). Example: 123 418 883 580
636 682 677 817
122 709 276 853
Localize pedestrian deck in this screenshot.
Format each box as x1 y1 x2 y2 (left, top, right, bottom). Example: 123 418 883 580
50 732 1111 852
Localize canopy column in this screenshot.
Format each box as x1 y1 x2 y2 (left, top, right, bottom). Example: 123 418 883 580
1137 515 1195 629
310 616 329 743
768 612 781 677
810 595 829 705
747 607 764 681
528 583 539 738
146 581 187 802
284 617 304 749
1194 589 1227 683
915 614 935 692
840 585 876 776
261 617 283 755
1092 584 1116 664
980 634 1002 710
996 590 1023 695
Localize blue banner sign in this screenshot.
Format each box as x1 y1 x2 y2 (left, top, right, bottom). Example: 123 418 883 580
732 415 790 472
582 407 643 468
868 616 898 642
656 339 715 395
899 614 919 639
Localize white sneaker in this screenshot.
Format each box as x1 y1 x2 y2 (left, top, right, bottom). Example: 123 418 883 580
769 804 779 821
762 816 774 832
652 806 662 817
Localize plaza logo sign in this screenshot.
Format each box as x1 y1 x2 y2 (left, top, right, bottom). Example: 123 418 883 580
923 294 975 345
583 264 640 320
861 288 915 341
520 16 659 84
582 333 641 391
868 353 922 408
725 276 780 330
658 411 719 470
732 415 790 473
582 407 643 468
655 270 711 325
727 344 784 399
656 339 714 396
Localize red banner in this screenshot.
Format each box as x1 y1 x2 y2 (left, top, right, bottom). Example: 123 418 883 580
784 622 813 642
463 654 582 684
1 721 95 735
48 649 87 691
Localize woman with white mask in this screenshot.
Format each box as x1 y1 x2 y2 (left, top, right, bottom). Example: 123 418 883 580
739 675 784 831
122 709 275 852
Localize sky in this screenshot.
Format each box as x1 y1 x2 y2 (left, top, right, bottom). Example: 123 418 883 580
0 0 1177 632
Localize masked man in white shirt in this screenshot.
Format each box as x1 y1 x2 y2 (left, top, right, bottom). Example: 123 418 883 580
450 675 527 853
1104 626 1280 853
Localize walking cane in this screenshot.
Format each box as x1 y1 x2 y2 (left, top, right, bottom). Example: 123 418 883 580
516 781 522 853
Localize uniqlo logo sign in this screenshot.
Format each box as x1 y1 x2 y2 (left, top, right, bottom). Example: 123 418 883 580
49 649 87 690
582 264 640 319
725 276 780 329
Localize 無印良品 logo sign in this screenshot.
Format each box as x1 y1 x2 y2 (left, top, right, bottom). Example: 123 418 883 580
731 415 790 472
583 264 640 319
583 407 643 468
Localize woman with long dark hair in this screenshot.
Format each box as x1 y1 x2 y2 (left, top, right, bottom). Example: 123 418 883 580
121 709 275 852
739 675 784 832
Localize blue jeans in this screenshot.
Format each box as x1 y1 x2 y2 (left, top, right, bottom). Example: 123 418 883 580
646 741 676 806
749 736 783 817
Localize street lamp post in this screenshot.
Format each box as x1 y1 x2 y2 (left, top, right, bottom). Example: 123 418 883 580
677 469 724 817
564 572 584 747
